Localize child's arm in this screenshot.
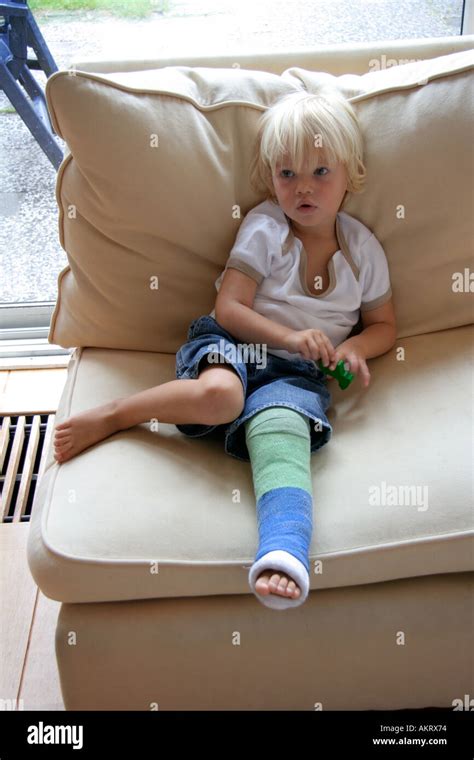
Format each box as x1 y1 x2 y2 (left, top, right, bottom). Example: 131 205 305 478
215 269 294 349
334 299 397 362
326 299 397 388
216 268 336 367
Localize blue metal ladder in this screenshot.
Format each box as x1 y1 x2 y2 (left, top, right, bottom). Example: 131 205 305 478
0 0 63 169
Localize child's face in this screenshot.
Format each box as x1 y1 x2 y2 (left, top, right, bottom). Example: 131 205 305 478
271 154 348 237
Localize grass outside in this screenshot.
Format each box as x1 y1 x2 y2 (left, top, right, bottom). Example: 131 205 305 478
28 0 171 19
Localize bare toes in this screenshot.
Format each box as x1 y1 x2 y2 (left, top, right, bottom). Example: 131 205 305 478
268 573 283 589
55 429 71 439
55 435 71 446
255 570 302 600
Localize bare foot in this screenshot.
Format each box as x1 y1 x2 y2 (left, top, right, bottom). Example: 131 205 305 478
53 400 121 464
255 569 301 600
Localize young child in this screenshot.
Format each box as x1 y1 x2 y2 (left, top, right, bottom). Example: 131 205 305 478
53 88 396 611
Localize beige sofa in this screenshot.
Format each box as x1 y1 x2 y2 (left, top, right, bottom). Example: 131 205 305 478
27 36 474 710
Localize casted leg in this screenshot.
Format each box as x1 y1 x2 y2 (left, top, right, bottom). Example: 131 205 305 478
244 406 314 610
53 362 244 464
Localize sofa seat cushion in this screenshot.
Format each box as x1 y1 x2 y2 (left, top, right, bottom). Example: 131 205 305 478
27 325 473 603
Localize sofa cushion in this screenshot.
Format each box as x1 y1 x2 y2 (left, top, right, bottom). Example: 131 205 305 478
27 325 473 603
46 49 473 354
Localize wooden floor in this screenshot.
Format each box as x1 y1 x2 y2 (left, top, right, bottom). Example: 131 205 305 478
0 367 68 711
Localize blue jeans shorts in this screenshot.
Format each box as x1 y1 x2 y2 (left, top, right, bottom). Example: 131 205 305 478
174 314 333 462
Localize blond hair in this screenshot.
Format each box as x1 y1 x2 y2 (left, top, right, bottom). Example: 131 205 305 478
249 88 367 203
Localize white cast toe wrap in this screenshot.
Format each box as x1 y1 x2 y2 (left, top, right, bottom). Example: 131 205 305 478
248 550 310 610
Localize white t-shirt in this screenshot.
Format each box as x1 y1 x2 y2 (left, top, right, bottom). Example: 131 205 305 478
209 199 392 363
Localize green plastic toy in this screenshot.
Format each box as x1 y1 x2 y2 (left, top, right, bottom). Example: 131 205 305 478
316 359 354 390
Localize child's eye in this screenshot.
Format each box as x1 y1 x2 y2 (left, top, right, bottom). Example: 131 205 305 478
280 167 329 178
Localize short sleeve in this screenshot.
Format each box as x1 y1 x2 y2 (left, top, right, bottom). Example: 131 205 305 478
221 213 278 285
359 234 393 312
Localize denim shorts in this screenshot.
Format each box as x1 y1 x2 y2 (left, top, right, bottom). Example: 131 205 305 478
174 314 333 462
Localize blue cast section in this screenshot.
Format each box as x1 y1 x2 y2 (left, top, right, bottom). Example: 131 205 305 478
255 486 313 573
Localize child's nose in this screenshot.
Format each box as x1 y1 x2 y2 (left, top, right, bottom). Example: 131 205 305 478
296 177 315 193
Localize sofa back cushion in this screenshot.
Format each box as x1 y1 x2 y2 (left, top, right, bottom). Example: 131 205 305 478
46 51 474 353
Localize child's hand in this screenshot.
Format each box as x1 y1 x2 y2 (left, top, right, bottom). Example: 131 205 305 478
326 343 371 388
284 328 336 368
